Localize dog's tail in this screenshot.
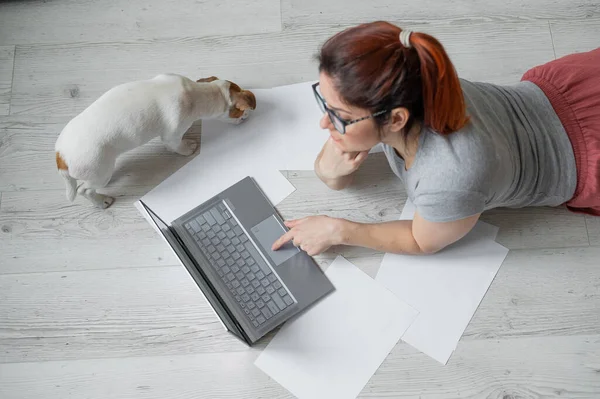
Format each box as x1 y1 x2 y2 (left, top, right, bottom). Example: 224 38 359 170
56 152 77 202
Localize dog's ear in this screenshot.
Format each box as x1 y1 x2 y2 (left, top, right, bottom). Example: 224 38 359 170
196 76 219 83
228 82 256 111
228 90 256 119
234 90 256 111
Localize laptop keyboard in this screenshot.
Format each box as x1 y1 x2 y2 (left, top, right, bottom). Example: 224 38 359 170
185 202 294 328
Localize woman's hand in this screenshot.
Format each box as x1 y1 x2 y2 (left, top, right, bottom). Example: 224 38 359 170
317 138 369 181
272 216 345 256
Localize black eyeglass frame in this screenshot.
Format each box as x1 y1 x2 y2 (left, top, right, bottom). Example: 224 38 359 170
312 82 388 134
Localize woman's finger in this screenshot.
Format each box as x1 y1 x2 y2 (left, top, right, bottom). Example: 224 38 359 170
353 150 369 165
272 230 294 251
307 247 321 256
284 218 305 228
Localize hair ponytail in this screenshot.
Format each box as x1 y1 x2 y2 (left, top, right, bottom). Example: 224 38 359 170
410 32 469 134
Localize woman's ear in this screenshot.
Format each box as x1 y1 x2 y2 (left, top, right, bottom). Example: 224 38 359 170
388 107 410 133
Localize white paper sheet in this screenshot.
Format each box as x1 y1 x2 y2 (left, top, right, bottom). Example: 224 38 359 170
376 199 507 364
199 86 294 169
266 82 329 171
204 81 329 173
255 256 418 399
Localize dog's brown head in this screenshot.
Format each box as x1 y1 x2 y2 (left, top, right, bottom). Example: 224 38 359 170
197 76 256 124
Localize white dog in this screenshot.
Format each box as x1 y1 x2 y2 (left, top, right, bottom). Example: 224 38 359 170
55 74 256 208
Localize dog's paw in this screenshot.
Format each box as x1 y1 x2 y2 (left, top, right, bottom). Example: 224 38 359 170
100 195 115 209
177 139 198 156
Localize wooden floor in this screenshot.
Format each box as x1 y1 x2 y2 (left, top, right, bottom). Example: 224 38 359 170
1 1 600 398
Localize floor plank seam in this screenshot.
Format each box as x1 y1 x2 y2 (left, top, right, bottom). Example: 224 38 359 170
2 244 597 278
547 20 557 59
0 348 265 367
5 17 588 50
8 45 15 115
584 217 592 246
0 186 154 196
278 0 283 31
1 335 599 368
7 28 293 51
0 263 185 277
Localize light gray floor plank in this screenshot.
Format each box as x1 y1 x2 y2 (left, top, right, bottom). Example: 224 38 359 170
0 46 15 115
281 0 600 27
464 247 600 340
0 0 281 46
366 335 600 398
0 352 291 399
1 335 599 399
480 207 590 250
1 235 176 274
9 20 554 117
0 188 153 240
9 34 322 116
0 189 178 274
3 245 599 363
0 116 201 191
0 267 253 363
425 20 555 85
550 18 600 57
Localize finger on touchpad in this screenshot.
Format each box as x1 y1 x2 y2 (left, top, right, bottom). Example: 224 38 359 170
252 215 299 266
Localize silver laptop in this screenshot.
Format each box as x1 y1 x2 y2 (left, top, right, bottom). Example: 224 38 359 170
139 176 334 345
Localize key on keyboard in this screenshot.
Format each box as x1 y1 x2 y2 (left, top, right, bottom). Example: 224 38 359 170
185 201 295 328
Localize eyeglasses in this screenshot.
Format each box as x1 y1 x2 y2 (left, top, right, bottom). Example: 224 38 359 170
312 82 387 135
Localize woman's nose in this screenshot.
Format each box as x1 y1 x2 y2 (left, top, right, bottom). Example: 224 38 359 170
320 113 333 130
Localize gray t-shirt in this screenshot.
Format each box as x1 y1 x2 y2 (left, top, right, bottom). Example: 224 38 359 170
383 79 577 222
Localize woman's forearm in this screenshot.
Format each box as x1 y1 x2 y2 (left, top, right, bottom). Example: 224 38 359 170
338 219 425 255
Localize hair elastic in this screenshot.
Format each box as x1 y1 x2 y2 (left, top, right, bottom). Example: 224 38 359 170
399 30 413 48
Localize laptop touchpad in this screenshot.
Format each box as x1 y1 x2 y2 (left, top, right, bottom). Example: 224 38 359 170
251 215 299 267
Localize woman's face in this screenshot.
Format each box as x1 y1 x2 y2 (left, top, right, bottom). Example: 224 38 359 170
318 72 381 153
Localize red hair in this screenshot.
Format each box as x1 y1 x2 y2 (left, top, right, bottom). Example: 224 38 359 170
318 21 469 135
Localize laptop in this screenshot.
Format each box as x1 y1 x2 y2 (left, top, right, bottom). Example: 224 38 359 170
139 176 334 345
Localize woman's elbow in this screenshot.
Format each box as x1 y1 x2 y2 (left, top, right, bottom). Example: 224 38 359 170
412 236 446 255
326 179 349 191
320 174 353 191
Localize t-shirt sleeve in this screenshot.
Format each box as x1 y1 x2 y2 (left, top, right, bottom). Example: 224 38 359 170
413 190 486 222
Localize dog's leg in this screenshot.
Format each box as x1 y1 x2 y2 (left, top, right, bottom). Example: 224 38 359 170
161 125 198 156
74 156 116 208
77 184 115 209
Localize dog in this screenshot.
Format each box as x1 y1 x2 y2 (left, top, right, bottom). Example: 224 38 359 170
55 74 256 208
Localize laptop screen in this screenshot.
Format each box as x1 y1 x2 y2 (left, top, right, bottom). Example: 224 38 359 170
139 201 246 343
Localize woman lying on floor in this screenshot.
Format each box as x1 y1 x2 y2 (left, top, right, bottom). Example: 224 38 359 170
273 21 600 256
